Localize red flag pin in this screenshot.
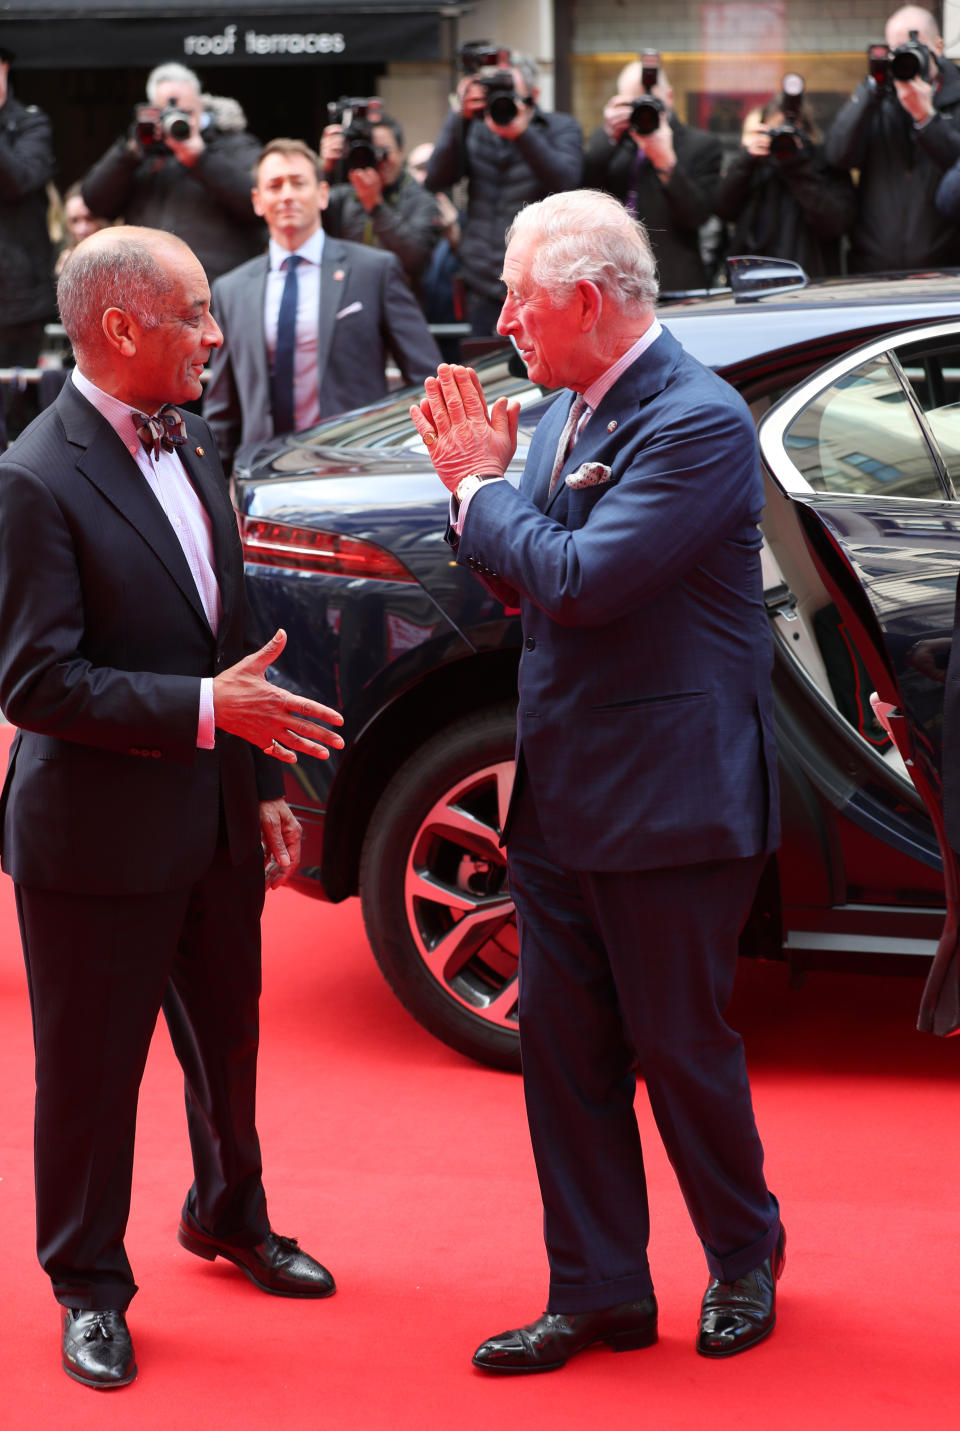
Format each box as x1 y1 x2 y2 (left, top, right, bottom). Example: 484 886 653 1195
195 446 205 456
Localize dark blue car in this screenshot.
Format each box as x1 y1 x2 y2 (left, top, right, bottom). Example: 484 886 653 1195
231 270 960 1068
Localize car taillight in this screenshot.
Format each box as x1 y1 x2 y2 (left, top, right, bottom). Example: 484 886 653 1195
238 515 416 582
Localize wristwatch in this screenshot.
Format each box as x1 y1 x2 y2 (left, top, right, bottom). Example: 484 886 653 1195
455 472 501 506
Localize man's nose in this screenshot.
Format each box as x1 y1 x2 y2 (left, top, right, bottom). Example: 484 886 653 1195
205 316 224 350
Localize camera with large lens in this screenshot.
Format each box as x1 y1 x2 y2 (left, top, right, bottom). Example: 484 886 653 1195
480 67 530 126
890 27 934 82
327 96 384 172
629 51 665 137
767 73 808 160
133 102 193 153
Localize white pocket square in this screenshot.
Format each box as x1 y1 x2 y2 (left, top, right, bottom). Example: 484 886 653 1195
335 301 363 320
565 462 613 490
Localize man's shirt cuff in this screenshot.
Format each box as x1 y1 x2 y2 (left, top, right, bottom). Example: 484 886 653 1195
450 476 506 535
198 677 215 749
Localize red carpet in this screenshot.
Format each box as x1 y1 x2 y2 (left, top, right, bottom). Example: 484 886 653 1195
1 723 959 1428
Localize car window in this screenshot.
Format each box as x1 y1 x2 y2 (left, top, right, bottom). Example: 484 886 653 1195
893 339 960 493
782 353 947 499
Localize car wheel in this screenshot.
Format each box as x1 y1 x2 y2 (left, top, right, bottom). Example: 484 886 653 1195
359 707 521 1071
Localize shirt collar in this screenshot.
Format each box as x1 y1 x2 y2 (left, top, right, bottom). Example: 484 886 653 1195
583 320 663 412
268 226 325 273
72 366 151 453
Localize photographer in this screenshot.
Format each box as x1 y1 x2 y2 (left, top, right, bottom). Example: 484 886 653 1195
584 56 722 293
319 107 442 300
81 62 264 284
715 80 854 279
824 6 960 272
0 44 55 370
425 47 582 336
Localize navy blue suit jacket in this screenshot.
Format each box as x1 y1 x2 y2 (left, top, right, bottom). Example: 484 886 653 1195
0 381 281 896
455 327 780 872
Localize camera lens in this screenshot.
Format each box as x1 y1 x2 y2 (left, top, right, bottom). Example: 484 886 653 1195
487 93 519 126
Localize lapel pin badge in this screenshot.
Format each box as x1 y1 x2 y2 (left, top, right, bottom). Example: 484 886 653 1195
333 269 345 281
195 446 205 457
606 420 617 433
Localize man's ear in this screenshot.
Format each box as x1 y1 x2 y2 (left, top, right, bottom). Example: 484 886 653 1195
575 279 603 332
317 180 330 214
102 307 138 357
251 186 264 219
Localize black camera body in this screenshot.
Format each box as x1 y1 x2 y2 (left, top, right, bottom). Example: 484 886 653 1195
867 29 936 87
767 72 807 160
629 51 665 137
134 102 192 153
327 96 384 172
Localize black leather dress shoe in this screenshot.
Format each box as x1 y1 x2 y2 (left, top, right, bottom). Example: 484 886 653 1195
472 1296 658 1374
61 1308 136 1389
178 1210 336 1298
697 1224 786 1358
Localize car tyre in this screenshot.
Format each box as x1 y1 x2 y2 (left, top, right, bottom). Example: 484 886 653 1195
359 707 522 1071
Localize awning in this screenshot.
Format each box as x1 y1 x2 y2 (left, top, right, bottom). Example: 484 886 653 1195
0 2 467 67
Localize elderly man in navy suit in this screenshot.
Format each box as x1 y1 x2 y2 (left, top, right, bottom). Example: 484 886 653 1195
411 190 784 1371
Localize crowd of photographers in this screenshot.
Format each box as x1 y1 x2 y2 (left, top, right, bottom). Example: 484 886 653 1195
4 4 960 391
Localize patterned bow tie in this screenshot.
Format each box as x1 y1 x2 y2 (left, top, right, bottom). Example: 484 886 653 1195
131 404 188 460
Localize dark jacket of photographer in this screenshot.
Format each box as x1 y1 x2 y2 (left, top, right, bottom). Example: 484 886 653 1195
323 172 442 300
583 116 722 293
824 61 960 272
425 105 583 307
715 139 855 280
81 110 265 285
0 90 55 329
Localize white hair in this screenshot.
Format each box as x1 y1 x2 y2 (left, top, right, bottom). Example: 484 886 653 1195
146 63 201 103
505 190 659 310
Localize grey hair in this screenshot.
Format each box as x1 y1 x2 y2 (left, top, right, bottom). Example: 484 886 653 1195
146 62 201 102
57 236 178 356
505 190 659 310
510 51 539 93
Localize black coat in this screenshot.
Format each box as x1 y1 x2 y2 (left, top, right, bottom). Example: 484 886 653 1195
583 117 722 294
323 171 442 298
714 140 855 279
425 107 583 307
0 92 55 327
824 59 960 272
81 118 266 284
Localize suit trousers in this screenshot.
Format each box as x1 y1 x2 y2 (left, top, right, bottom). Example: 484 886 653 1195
507 772 779 1315
15 838 270 1311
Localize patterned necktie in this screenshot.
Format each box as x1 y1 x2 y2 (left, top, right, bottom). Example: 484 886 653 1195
547 393 589 497
272 253 302 436
131 404 188 460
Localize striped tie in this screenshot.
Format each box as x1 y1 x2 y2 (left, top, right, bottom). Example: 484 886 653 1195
548 393 588 497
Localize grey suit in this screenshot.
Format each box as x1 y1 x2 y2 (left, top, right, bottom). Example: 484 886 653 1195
203 235 441 469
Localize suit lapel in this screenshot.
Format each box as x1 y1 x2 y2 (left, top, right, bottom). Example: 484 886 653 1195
178 423 239 635
56 384 215 634
245 257 271 425
317 239 350 396
541 329 684 516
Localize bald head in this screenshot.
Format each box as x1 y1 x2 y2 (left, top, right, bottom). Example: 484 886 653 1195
885 5 941 50
57 225 220 411
58 226 194 360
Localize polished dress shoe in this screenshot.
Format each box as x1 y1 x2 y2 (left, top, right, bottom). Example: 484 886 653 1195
178 1210 336 1298
473 1296 658 1374
697 1224 786 1358
61 1308 136 1389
